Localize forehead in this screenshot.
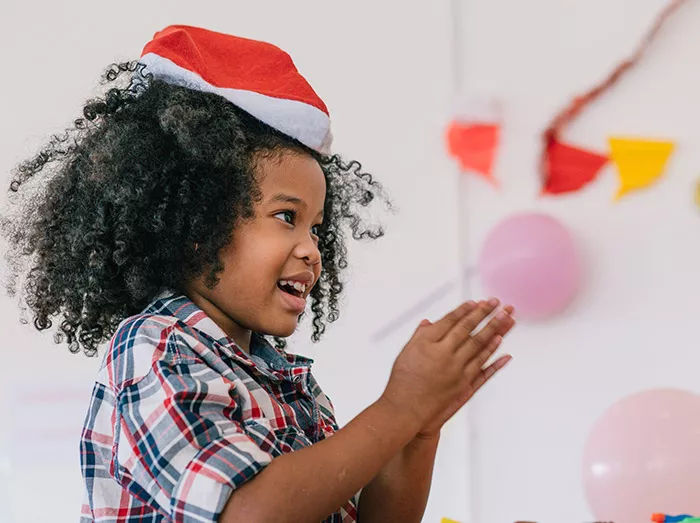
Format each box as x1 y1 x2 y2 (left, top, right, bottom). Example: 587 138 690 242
256 151 326 203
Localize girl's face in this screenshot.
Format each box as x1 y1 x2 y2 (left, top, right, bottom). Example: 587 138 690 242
185 150 326 351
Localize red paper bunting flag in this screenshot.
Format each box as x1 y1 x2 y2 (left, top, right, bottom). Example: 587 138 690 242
540 0 689 195
543 139 609 195
446 121 500 185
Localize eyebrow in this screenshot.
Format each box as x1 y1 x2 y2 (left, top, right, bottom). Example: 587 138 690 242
269 193 324 217
269 193 306 207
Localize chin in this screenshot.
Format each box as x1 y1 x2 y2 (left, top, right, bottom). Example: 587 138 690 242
263 318 299 339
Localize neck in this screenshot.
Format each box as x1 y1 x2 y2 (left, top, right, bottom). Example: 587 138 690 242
228 328 252 353
183 287 252 353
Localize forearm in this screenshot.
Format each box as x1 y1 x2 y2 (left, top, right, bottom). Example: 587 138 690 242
220 396 420 523
357 433 440 523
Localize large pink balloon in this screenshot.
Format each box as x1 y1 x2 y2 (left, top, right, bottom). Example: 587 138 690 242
478 213 580 319
583 389 700 523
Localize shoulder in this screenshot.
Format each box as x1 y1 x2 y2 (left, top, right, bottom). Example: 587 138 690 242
96 313 198 392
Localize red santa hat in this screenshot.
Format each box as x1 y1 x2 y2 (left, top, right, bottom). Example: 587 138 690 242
139 24 332 154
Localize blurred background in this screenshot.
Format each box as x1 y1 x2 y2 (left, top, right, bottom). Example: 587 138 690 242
2 1 700 522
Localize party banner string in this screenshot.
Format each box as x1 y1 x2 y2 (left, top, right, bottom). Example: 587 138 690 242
541 0 692 190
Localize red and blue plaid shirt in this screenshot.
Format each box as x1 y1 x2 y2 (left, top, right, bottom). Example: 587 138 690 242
80 289 358 522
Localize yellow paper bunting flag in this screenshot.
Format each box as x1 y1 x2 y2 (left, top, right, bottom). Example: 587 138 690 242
441 519 463 523
609 137 675 200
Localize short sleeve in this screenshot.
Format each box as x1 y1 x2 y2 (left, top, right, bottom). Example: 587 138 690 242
114 349 273 522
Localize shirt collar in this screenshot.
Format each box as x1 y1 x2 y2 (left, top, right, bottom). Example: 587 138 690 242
147 288 314 371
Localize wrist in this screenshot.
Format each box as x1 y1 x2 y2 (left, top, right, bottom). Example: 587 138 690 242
414 429 441 442
375 393 422 437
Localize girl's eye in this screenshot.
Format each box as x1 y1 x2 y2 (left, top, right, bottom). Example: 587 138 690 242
275 210 296 225
311 224 321 237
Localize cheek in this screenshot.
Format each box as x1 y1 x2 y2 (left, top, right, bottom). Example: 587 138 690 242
235 225 288 264
241 248 287 282
217 243 275 292
237 243 293 292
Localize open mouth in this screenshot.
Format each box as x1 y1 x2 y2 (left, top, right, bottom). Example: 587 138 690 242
277 280 306 298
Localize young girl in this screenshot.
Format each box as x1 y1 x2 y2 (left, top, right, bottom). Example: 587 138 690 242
1 25 515 523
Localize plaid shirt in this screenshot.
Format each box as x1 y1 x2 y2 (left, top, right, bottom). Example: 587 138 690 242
80 289 358 523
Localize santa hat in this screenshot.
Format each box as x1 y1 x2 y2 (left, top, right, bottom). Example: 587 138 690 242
139 24 332 154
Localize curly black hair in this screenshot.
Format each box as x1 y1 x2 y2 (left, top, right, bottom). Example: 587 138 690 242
0 60 390 357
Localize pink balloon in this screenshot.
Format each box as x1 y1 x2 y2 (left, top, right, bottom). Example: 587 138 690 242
583 389 700 523
477 213 580 319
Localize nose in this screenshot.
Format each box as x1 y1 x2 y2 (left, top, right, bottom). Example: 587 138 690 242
294 232 322 267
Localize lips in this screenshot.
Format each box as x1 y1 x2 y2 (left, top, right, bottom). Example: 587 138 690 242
277 284 307 313
277 271 314 314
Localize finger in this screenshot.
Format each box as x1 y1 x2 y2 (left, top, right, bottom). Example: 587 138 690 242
441 298 499 348
421 300 478 341
497 305 515 335
448 352 512 418
462 332 503 373
465 354 512 399
462 308 515 359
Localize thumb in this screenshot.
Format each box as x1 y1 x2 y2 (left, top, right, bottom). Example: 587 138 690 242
410 319 432 340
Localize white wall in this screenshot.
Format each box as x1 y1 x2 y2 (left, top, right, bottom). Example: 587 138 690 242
459 0 700 521
5 1 695 522
0 2 467 523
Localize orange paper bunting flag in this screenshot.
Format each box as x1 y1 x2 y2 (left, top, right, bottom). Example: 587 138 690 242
543 139 609 195
446 121 500 184
609 137 675 200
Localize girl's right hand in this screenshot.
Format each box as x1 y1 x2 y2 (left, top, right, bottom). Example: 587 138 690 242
379 299 515 433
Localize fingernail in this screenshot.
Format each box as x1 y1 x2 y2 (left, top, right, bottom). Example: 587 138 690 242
497 310 508 319
488 297 499 307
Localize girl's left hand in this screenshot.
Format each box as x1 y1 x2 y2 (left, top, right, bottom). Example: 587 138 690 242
415 301 515 439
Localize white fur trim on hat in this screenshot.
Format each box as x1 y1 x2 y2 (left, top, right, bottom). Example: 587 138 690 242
140 52 333 154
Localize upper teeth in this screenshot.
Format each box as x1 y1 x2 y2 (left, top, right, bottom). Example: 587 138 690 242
280 280 306 294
